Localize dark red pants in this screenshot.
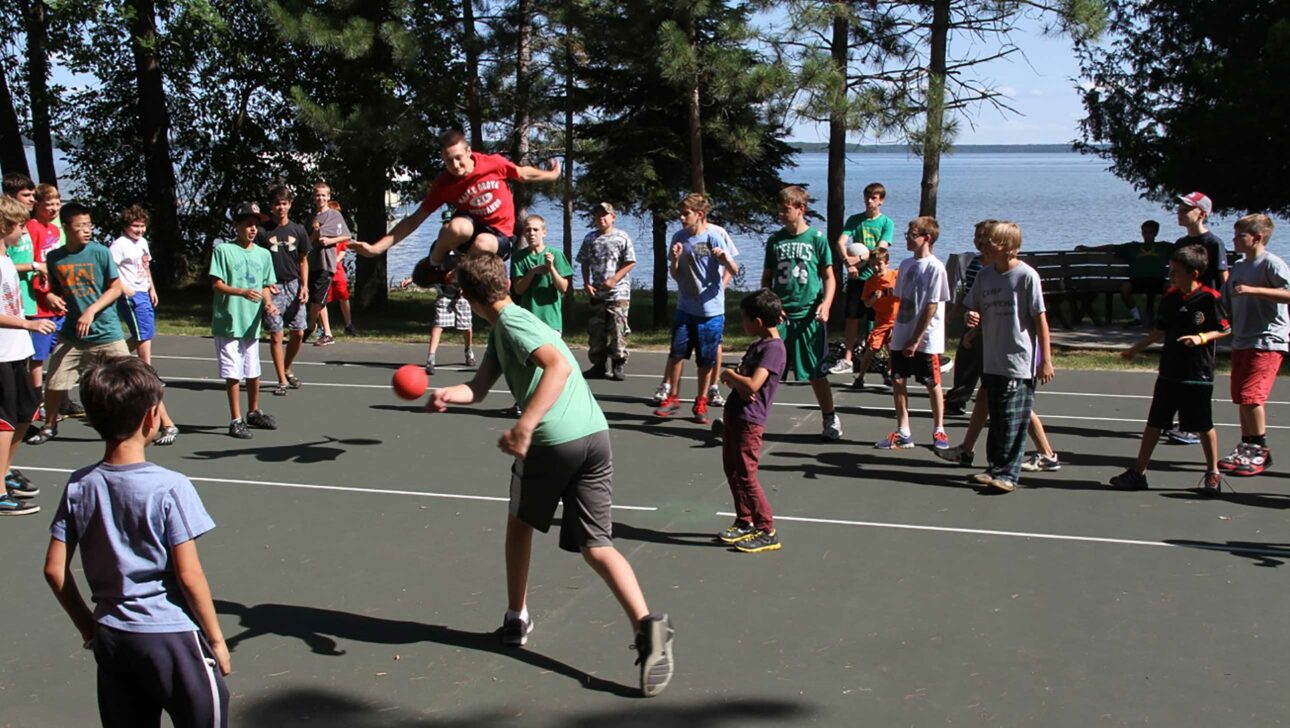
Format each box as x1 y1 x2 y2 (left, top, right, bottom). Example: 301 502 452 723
722 417 774 530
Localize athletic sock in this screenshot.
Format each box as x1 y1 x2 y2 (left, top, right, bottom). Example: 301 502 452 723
1129 306 1141 320
1244 434 1268 447
898 426 911 438
506 608 529 623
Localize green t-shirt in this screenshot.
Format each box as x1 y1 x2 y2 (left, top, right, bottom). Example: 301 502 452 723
510 245 574 332
486 304 608 446
764 226 833 319
841 213 894 281
1118 241 1173 279
45 242 125 346
210 241 276 339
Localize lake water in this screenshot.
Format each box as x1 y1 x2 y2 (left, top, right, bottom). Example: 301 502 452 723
388 151 1282 289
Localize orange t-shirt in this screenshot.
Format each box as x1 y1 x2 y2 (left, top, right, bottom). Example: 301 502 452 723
862 269 899 327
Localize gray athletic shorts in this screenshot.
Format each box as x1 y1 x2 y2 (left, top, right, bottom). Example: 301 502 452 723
509 429 615 553
264 279 307 333
434 293 473 331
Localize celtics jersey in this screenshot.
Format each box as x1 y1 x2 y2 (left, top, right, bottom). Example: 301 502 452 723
763 227 833 319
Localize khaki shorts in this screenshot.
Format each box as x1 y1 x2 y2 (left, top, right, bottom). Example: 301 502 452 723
46 339 131 392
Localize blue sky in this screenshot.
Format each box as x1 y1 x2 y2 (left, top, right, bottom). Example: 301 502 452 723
787 15 1089 146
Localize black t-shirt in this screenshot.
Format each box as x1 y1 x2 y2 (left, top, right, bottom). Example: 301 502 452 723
1174 231 1229 290
1155 285 1229 383
257 221 312 284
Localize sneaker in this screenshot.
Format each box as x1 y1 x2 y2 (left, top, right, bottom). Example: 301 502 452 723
654 395 681 417
286 372 302 389
228 420 252 439
153 426 180 447
734 529 782 553
465 350 476 367
692 397 709 425
500 613 534 647
1230 445 1271 477
313 334 336 347
935 445 974 466
1164 428 1201 445
634 614 675 698
60 399 85 418
707 384 724 407
875 431 914 449
425 358 436 376
24 425 56 445
344 325 359 336
932 431 950 450
0 493 39 516
849 375 866 390
650 381 670 405
971 472 996 485
584 365 607 380
5 470 38 498
609 360 626 381
822 413 842 441
944 403 967 417
1020 452 1062 472
987 477 1016 493
710 417 724 441
717 520 756 544
1218 443 1250 471
1198 471 1224 496
1109 468 1149 491
828 359 853 375
245 409 278 430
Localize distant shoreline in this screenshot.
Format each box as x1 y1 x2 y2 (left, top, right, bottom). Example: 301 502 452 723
788 142 1090 154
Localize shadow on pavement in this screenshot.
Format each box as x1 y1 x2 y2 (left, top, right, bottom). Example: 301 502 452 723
187 436 381 464
1161 539 1290 567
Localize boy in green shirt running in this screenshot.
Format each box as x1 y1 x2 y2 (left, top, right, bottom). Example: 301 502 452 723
761 186 841 440
832 182 894 374
427 253 675 698
510 215 573 333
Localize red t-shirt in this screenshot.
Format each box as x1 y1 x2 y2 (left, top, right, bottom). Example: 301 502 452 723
422 152 521 237
26 219 63 317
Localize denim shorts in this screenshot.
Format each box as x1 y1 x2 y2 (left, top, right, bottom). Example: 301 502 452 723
669 310 724 367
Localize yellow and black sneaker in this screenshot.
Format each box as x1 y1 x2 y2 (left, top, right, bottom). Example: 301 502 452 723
717 520 756 544
734 529 782 553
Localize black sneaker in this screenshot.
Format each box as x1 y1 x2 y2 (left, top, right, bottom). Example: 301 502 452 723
425 359 436 376
734 529 782 553
313 334 335 347
344 325 358 336
634 613 675 698
717 520 755 544
583 365 606 380
24 425 56 445
1109 468 1149 491
60 399 86 418
0 493 39 516
245 410 277 430
710 417 725 442
228 420 252 439
500 613 534 647
608 360 626 381
5 469 38 499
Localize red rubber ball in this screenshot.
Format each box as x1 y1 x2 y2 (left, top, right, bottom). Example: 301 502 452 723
392 364 428 400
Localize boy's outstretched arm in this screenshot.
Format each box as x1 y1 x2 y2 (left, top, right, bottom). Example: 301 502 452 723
1233 283 1290 303
515 158 561 183
1035 311 1055 384
498 343 569 459
44 538 95 644
173 540 231 676
721 366 770 401
428 355 504 411
1120 328 1164 360
352 204 433 257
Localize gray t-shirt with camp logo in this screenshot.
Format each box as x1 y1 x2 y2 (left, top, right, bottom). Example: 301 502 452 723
1222 251 1290 351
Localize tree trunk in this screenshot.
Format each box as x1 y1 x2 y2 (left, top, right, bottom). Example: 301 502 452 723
919 0 949 218
511 0 533 218
0 67 29 178
652 211 667 327
127 0 185 287
684 12 704 194
561 22 575 327
827 11 848 323
24 0 56 185
463 0 484 149
354 166 389 310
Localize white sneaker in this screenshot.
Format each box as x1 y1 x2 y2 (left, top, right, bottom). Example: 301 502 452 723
1020 452 1062 472
650 381 670 405
707 384 725 407
828 359 853 375
822 413 843 441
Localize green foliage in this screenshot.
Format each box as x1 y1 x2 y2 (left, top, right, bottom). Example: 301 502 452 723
1078 0 1290 215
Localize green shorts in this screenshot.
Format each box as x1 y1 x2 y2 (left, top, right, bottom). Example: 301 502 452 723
778 315 828 381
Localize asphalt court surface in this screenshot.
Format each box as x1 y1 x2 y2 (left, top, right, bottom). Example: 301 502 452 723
2 335 1288 726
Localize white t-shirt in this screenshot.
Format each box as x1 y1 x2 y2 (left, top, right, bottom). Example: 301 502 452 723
0 256 36 362
892 254 951 354
110 235 152 292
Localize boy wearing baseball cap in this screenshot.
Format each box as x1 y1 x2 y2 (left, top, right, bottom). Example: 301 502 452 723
1176 192 1229 291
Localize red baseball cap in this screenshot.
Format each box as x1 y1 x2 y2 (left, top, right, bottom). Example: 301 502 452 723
1177 191 1213 215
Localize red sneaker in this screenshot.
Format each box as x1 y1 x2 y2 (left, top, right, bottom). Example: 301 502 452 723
692 396 709 424
653 395 681 417
1230 446 1271 477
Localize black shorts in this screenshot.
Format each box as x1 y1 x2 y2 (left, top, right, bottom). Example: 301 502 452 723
891 350 942 387
1128 277 1165 295
843 278 866 320
0 358 39 432
308 270 334 307
451 212 514 261
93 626 229 728
1146 378 1213 432
509 430 614 553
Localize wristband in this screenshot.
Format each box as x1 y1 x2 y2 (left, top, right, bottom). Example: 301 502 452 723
1199 332 1207 344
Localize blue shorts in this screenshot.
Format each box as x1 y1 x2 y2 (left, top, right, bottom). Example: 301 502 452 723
669 311 724 367
28 315 63 362
117 290 156 342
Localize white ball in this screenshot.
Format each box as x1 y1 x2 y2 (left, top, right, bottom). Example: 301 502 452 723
846 243 869 261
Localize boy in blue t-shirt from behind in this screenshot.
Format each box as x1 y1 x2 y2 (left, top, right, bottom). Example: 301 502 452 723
44 356 230 726
713 289 787 553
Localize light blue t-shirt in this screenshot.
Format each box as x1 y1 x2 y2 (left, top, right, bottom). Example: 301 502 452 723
50 462 216 633
671 226 734 318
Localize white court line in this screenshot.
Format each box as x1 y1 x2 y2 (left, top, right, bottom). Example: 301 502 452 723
716 512 1290 558
17 466 657 511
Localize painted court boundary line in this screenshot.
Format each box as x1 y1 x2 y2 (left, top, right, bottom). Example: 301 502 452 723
716 512 1290 558
16 466 657 512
